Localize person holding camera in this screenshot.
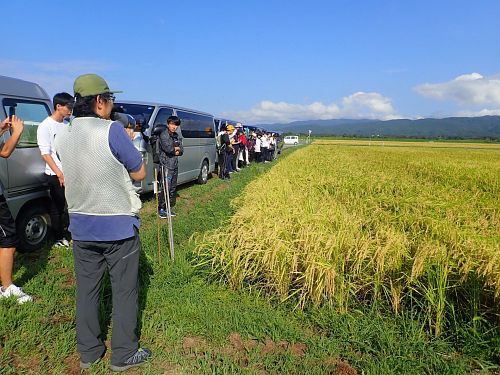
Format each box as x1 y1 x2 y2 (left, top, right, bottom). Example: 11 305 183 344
37 92 74 248
0 115 33 304
54 74 150 371
217 126 231 180
158 116 183 218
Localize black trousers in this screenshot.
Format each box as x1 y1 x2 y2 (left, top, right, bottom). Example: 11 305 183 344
158 166 178 210
255 151 261 163
46 174 66 240
73 231 140 366
261 147 268 162
218 150 228 178
231 145 239 171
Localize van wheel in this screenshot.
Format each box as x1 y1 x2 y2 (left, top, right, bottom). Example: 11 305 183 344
16 205 50 253
197 160 209 184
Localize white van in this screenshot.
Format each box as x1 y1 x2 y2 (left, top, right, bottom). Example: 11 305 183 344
0 75 52 251
284 135 299 145
115 101 217 192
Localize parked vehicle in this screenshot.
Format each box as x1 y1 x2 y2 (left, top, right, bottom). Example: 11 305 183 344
216 118 239 133
0 75 52 252
115 101 217 191
284 135 299 145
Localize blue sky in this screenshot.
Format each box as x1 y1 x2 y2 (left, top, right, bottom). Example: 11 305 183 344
2 0 499 124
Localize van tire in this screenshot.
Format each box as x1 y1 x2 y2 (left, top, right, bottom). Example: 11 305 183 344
197 160 209 184
16 205 50 253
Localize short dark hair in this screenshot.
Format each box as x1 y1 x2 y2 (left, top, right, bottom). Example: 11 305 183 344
167 115 181 126
53 92 74 110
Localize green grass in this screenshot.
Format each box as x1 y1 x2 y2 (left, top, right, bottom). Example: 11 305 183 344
0 146 498 374
309 135 500 144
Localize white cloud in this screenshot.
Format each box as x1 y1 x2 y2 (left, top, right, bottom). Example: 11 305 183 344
341 92 397 119
415 72 500 105
0 58 116 97
223 92 398 123
455 108 500 117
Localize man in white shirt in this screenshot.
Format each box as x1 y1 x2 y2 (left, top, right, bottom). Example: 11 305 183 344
261 133 270 162
254 133 262 162
37 92 73 247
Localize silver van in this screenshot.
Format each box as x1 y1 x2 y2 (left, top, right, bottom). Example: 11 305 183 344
115 101 217 192
0 75 52 251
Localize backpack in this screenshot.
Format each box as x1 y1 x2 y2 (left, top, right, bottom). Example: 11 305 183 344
150 124 166 164
216 133 222 151
149 134 161 164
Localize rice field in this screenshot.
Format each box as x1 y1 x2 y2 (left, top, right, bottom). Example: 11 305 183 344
194 140 500 336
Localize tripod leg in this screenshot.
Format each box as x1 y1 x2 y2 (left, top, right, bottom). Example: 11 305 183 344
162 166 175 261
154 167 161 262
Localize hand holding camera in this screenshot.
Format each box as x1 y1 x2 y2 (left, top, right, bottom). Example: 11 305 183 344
0 118 10 133
10 115 24 135
1 115 24 136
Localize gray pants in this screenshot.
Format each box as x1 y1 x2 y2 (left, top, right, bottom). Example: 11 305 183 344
73 231 140 365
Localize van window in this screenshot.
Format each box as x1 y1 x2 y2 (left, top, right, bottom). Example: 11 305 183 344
175 110 214 138
2 98 51 148
153 107 174 127
114 103 155 125
214 119 221 132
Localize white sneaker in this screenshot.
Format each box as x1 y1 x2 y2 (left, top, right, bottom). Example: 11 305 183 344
1 284 33 304
55 238 70 247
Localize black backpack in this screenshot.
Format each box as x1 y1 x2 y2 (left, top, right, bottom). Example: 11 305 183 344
150 124 166 164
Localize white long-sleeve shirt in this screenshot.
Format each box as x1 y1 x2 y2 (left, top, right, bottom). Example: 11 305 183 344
261 136 269 148
254 138 261 153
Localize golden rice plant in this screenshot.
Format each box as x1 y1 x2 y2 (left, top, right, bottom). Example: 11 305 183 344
193 141 500 334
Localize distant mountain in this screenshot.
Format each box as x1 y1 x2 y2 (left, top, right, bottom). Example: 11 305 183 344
258 116 500 139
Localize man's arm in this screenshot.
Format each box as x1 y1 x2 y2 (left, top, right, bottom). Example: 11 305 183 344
0 116 24 158
41 154 64 186
129 163 146 181
109 123 146 181
175 137 184 156
0 118 10 137
159 131 175 155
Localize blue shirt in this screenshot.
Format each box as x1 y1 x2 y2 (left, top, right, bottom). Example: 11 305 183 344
69 122 143 241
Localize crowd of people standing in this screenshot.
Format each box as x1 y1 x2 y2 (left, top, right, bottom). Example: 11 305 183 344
217 124 280 180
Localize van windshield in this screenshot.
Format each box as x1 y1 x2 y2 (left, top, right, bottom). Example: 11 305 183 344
114 103 155 126
2 98 51 148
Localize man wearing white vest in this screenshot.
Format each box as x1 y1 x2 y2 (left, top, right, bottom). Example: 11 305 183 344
55 74 150 372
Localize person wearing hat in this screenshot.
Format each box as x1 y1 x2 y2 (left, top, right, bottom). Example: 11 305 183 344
157 115 183 218
225 124 236 176
36 92 74 248
54 74 151 371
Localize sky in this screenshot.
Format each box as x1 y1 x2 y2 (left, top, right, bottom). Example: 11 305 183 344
2 0 500 124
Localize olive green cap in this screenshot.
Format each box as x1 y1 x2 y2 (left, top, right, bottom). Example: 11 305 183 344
73 74 122 97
